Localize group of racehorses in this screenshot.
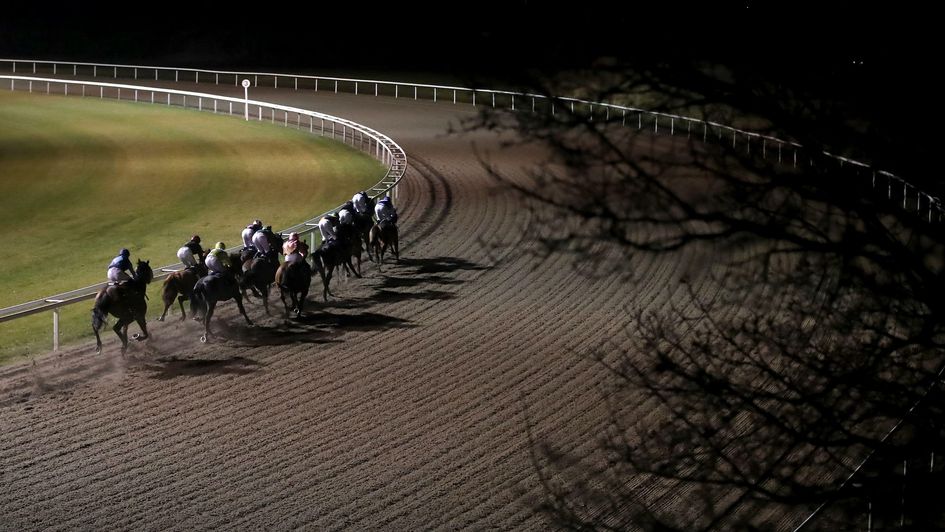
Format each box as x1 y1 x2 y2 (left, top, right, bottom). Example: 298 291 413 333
91 212 400 354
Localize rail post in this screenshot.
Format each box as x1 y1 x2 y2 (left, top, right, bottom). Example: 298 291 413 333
52 307 60 351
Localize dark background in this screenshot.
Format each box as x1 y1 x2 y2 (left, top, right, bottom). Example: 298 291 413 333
0 3 930 76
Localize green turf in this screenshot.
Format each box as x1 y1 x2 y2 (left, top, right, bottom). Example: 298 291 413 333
0 90 387 363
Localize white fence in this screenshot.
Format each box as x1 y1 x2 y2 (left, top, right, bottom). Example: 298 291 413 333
2 58 939 224
0 75 407 348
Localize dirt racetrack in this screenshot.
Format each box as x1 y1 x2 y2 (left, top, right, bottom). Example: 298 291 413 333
0 78 788 529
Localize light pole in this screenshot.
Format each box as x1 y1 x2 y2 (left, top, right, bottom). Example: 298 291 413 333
242 79 251 121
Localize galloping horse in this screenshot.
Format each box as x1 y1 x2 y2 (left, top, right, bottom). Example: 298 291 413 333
190 272 253 341
310 240 360 301
369 221 400 271
91 260 153 354
353 210 375 260
336 223 364 277
157 264 206 321
241 255 278 315
275 259 312 317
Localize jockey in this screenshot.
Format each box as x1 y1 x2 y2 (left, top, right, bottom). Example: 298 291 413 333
318 214 338 244
106 248 136 285
352 191 370 215
374 195 398 225
176 234 204 269
251 224 272 258
283 232 309 263
241 219 263 250
205 242 232 276
338 204 355 227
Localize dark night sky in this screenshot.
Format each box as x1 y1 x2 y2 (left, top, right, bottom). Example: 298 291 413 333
0 3 930 74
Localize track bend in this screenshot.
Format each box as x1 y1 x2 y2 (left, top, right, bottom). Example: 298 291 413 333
0 81 746 529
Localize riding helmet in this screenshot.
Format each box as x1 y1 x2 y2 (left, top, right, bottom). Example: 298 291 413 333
215 242 226 250
119 248 130 257
192 235 201 243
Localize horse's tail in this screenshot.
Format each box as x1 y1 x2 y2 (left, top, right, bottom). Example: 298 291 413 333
310 250 324 275
91 290 109 332
311 250 328 284
190 282 206 318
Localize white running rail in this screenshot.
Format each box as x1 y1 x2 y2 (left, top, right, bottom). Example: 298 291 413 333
0 75 407 349
1 58 938 223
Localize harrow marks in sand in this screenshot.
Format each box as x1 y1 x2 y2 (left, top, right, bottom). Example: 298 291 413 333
0 81 773 529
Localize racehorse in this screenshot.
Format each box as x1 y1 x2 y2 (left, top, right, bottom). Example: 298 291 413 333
190 272 253 341
336 223 364 276
275 259 312 317
369 221 400 271
353 210 375 260
157 265 206 321
310 239 360 301
241 255 278 315
91 260 153 354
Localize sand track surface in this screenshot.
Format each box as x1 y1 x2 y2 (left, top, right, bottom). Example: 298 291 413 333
1 80 748 529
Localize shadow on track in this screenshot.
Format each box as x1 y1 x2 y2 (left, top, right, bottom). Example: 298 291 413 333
145 356 261 380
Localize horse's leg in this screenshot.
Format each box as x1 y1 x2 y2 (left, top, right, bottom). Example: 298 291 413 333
279 286 291 318
347 256 362 278
289 290 300 317
325 265 334 299
298 285 308 315
177 295 187 321
157 281 175 322
235 293 253 326
393 233 400 261
113 317 129 354
92 305 106 354
364 232 374 262
134 314 150 342
262 285 271 316
203 301 216 339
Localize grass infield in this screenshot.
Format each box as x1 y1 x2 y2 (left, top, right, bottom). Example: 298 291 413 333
0 91 386 363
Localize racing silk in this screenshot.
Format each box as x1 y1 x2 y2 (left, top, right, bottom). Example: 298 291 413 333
107 255 134 283
177 246 198 268
107 255 133 274
375 201 397 223
352 192 369 214
205 248 231 274
338 208 354 226
241 226 257 249
184 240 204 258
251 230 270 255
318 217 336 242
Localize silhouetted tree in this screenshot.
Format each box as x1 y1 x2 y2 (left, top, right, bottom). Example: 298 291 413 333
471 39 945 530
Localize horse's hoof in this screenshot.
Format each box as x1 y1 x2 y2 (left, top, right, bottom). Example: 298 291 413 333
156 316 164 322
132 333 140 340
95 347 102 355
200 335 208 343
